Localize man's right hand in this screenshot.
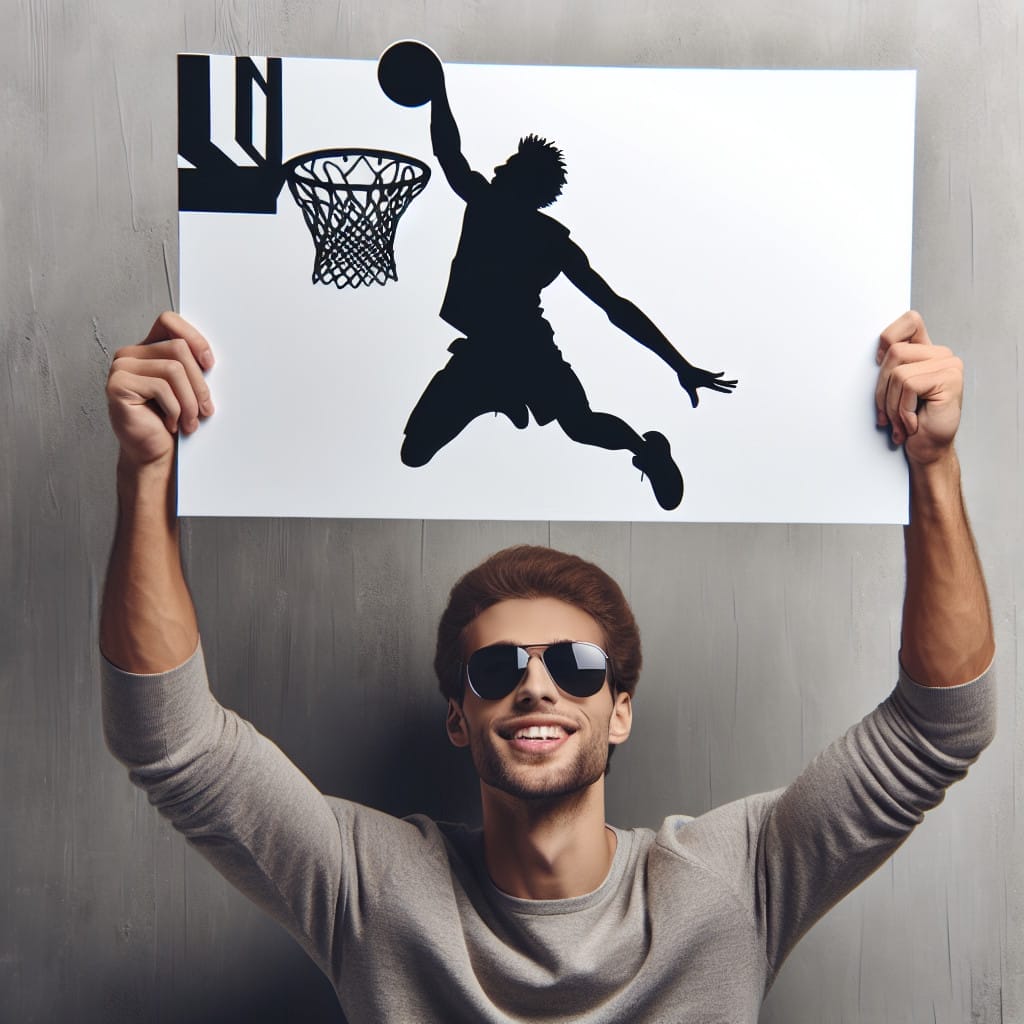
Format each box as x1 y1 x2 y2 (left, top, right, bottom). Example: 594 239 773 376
101 312 212 671
106 311 215 469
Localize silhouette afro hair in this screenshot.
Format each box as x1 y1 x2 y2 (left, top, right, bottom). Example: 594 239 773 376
509 134 567 208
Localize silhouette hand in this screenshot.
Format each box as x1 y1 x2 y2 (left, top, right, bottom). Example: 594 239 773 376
875 310 962 466
677 366 738 408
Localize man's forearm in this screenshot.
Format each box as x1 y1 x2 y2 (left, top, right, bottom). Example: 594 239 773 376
99 455 199 673
901 450 994 686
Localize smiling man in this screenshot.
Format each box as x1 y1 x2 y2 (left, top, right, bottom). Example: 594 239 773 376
101 310 994 1022
443 585 634 901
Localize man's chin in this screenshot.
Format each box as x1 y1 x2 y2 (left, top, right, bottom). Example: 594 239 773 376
478 762 605 803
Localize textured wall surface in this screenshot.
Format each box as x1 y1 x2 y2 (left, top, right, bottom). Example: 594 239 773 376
1 1 1020 1021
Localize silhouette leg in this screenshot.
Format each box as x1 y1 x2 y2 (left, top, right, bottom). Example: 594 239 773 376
557 408 644 453
556 406 683 511
402 344 506 466
401 376 481 466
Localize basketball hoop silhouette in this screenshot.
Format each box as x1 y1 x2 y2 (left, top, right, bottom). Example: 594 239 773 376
285 148 431 288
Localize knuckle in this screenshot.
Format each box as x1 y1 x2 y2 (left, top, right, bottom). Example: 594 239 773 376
164 358 187 383
157 380 179 410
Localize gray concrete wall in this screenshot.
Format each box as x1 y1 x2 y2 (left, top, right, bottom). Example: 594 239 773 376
1 1 1019 1020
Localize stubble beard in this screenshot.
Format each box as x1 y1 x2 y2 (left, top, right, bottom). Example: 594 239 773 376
470 731 608 802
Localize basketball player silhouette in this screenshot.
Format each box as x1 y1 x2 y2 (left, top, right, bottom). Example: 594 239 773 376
385 44 737 510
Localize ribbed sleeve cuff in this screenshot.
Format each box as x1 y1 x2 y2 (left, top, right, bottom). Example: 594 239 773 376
101 642 212 767
894 659 997 758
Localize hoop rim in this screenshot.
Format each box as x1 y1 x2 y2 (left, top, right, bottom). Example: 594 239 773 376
284 148 432 192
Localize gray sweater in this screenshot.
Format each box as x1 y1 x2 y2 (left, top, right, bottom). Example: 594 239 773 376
102 647 994 1023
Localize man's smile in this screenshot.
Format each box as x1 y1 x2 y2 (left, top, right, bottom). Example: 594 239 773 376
497 717 578 753
515 725 567 740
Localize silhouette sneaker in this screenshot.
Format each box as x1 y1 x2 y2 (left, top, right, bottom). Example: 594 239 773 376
632 431 683 510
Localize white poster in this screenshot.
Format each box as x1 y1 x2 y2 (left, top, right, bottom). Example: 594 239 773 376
178 47 915 522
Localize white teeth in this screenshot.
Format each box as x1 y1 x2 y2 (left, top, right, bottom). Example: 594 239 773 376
515 725 565 740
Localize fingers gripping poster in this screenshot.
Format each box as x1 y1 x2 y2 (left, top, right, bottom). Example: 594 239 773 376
177 46 915 523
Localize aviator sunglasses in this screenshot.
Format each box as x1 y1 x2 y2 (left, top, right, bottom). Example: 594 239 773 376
464 641 611 701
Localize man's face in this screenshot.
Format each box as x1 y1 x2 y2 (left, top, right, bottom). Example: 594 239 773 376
447 597 632 802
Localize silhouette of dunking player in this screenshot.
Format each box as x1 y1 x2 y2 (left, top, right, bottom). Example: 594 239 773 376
400 67 737 510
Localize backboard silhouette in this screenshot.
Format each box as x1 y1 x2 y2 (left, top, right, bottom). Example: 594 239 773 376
178 54 429 286
178 56 284 214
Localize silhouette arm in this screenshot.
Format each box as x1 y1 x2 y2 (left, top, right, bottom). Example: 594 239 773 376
561 241 737 407
429 78 485 201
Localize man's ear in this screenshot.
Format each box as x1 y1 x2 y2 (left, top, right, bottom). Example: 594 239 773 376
608 691 632 746
446 699 469 747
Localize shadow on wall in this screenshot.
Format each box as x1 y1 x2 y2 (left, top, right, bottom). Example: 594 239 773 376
96 943 346 1023
317 690 483 826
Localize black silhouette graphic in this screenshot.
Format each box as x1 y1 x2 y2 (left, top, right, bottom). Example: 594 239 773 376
178 56 285 214
178 55 429 288
379 42 737 510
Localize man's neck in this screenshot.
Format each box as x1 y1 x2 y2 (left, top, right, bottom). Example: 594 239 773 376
479 779 617 900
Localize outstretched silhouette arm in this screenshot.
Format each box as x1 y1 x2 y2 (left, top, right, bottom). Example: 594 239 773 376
562 240 737 407
429 75 483 201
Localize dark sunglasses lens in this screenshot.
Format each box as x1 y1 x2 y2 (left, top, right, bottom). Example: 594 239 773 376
467 644 528 699
543 642 608 697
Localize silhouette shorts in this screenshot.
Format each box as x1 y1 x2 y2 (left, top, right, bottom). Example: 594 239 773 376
438 330 589 427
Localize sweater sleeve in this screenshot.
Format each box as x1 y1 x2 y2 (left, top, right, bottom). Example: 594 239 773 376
101 644 344 977
756 663 996 976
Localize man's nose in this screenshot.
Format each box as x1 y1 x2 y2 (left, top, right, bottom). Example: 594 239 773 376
513 651 559 703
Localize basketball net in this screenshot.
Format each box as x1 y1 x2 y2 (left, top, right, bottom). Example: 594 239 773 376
286 149 431 288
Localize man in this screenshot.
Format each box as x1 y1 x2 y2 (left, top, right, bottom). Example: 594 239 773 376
400 66 737 511
102 309 994 1022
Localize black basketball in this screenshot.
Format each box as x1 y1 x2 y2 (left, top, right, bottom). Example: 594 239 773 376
377 41 443 107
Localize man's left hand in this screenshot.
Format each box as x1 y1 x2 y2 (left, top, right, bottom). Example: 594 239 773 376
875 310 964 466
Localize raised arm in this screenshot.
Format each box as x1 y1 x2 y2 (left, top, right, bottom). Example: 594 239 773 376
561 240 737 406
429 72 482 201
875 310 995 685
100 311 214 672
681 313 996 977
100 316 351 972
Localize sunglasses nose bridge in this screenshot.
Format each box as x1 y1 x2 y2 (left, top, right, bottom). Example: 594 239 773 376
516 645 560 697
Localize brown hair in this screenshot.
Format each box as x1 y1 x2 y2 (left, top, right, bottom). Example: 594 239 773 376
435 545 642 702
